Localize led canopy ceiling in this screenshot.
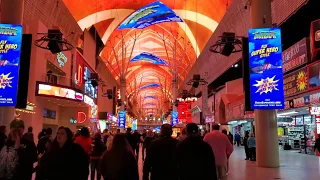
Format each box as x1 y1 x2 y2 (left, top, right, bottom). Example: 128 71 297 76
118 1 183 29
63 0 231 116
130 52 168 65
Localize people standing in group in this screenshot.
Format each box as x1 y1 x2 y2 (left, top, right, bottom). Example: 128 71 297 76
143 124 178 180
0 119 37 180
23 126 34 143
43 126 89 180
100 133 139 180
234 132 241 146
74 127 92 155
176 128 187 141
247 133 256 161
90 133 106 180
177 123 218 180
0 125 7 150
204 124 233 180
142 130 154 161
243 131 250 160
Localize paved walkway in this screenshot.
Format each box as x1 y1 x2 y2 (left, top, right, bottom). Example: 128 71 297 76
138 146 320 180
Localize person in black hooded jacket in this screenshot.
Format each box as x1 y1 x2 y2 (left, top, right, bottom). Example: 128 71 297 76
44 126 89 180
177 123 217 180
90 133 106 180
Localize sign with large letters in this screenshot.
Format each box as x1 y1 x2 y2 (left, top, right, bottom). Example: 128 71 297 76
282 38 309 72
248 28 284 109
0 24 22 106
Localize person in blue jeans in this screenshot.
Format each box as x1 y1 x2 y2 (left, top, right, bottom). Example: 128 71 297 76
247 133 256 161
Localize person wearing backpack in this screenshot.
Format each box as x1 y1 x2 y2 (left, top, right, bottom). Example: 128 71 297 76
0 119 37 180
90 133 106 180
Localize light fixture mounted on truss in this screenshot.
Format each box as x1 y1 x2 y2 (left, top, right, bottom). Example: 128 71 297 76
186 74 208 88
209 32 242 57
34 28 73 54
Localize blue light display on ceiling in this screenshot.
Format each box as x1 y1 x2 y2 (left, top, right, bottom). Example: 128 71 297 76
145 103 157 106
139 83 160 90
130 52 168 66
144 96 158 100
118 1 183 30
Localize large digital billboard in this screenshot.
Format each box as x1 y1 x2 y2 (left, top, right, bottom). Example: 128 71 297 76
130 52 168 66
0 24 22 106
118 110 126 128
139 83 160 90
36 82 83 101
118 1 183 30
248 28 284 109
171 110 178 126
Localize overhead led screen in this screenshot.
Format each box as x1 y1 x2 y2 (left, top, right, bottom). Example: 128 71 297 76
139 83 160 90
118 1 183 30
130 52 168 65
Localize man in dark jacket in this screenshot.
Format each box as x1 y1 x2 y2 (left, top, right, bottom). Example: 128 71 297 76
132 130 141 160
177 123 218 180
143 124 178 180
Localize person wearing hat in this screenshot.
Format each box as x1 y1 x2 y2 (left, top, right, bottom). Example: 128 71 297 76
176 123 218 180
0 119 37 180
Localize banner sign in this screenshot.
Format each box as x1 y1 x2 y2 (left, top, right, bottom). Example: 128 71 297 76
248 28 284 109
130 52 168 66
0 24 22 106
36 82 84 101
310 92 320 104
308 61 320 90
118 110 126 128
283 67 308 97
171 110 178 126
118 1 183 29
282 38 309 72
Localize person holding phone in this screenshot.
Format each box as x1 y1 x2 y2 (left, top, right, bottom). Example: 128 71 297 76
0 119 37 180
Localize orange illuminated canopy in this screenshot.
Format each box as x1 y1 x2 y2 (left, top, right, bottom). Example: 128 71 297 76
62 0 231 116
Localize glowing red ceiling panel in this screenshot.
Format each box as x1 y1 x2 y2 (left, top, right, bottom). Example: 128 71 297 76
63 0 231 115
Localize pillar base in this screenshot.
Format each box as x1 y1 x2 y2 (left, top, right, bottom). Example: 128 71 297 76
0 107 15 128
255 109 280 168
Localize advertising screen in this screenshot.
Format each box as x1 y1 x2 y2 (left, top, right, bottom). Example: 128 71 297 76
37 83 83 101
130 52 168 66
171 110 178 126
0 24 23 106
118 1 183 30
132 120 137 131
248 28 284 109
118 110 126 128
84 66 97 99
139 83 160 90
283 67 308 97
308 61 320 90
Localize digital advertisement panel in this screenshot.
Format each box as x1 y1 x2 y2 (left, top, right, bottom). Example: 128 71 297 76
118 1 183 29
171 110 178 126
248 28 284 109
37 83 83 101
283 67 308 97
118 110 126 128
130 52 168 66
0 24 22 106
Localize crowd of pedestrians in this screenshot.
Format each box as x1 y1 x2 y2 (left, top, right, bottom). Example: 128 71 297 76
0 118 239 180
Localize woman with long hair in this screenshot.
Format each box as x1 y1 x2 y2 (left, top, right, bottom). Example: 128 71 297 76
90 133 106 180
100 133 139 180
44 126 89 180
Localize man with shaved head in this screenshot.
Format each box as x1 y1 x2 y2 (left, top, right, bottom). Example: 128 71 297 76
143 124 178 180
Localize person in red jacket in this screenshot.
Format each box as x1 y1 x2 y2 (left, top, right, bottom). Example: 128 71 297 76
75 127 92 155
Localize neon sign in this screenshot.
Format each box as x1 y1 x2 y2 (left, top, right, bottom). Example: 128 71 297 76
56 52 67 67
77 111 87 124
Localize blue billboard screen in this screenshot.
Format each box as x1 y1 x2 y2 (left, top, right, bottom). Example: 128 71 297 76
248 28 284 109
171 110 178 126
118 1 183 29
118 110 126 128
130 52 168 66
139 83 160 90
0 24 23 106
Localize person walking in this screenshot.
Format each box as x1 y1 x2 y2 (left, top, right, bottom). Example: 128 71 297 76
247 133 256 161
177 123 218 180
37 128 53 154
243 131 250 160
204 124 233 180
23 126 34 143
45 127 89 180
90 133 106 180
74 127 92 155
132 130 141 160
142 130 154 161
176 128 187 141
100 134 139 180
143 124 178 180
234 132 241 146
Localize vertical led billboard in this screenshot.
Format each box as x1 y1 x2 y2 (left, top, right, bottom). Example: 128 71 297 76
171 110 178 126
118 110 126 128
0 24 22 106
248 28 284 109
